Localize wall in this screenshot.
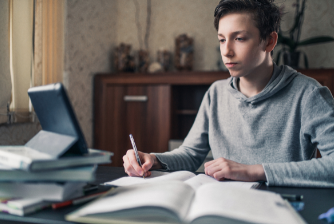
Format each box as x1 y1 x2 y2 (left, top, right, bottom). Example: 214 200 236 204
278 0 334 68
115 0 334 71
0 0 12 124
64 0 117 147
116 0 219 71
1 0 334 146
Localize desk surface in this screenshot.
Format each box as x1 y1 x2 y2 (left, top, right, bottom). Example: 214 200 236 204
0 166 333 224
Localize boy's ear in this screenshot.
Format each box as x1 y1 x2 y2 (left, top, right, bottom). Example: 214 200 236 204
265 32 278 53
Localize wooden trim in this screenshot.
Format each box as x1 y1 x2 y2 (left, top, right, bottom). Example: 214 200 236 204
95 71 231 85
95 69 334 93
93 77 108 148
298 69 334 94
7 110 35 124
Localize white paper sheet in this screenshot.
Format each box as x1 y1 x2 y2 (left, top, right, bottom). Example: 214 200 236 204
103 170 196 186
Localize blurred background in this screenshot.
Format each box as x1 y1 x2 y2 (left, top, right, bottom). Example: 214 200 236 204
0 0 333 150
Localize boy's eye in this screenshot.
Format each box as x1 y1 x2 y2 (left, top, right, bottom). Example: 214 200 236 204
236 37 244 41
219 39 225 43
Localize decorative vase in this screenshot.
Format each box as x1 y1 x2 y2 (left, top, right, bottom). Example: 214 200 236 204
283 51 300 69
114 43 135 72
157 49 171 72
174 34 194 71
138 49 149 73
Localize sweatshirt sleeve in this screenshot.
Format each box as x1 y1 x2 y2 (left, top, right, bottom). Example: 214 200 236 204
151 90 212 172
263 86 334 187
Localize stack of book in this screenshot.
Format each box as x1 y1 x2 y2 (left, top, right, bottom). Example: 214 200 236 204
0 147 112 216
0 83 113 216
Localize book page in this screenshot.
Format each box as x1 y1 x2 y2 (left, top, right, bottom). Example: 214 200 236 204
70 181 195 222
103 170 196 186
186 183 305 224
184 174 218 190
0 146 52 160
218 179 260 189
184 174 260 190
0 164 13 170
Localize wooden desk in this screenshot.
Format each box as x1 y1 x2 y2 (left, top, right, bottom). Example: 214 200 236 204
0 166 333 224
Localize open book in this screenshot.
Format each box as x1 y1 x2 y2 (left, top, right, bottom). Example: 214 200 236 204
103 170 260 190
66 181 306 224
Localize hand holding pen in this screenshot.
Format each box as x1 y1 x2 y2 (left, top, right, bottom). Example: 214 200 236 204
123 134 162 177
129 134 145 178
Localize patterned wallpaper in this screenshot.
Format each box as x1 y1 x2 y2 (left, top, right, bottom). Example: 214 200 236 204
0 0 12 124
0 122 41 145
64 0 117 147
1 0 334 146
116 0 219 71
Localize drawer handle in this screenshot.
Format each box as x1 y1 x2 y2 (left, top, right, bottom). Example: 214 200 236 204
124 95 148 102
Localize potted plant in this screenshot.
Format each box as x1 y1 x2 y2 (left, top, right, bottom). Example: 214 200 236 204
275 0 334 68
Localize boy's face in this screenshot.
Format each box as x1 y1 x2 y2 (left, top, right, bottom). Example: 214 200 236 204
218 13 268 78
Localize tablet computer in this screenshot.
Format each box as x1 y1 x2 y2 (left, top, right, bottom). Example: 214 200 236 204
28 83 88 156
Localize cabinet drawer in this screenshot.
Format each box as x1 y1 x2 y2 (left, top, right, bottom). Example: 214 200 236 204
94 84 171 167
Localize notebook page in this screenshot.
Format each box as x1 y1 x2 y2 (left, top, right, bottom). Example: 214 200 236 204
73 181 195 221
218 179 260 189
184 174 218 190
103 170 196 186
184 174 260 190
186 183 306 224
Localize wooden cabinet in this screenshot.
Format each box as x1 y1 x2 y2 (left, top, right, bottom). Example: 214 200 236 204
94 69 334 166
94 84 171 167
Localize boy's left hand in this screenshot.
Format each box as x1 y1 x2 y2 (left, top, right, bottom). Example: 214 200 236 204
204 157 267 182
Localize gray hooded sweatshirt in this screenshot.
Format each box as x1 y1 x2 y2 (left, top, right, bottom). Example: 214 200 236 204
153 64 334 187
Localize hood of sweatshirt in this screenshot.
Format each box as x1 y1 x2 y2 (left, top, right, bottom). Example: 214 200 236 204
227 63 299 104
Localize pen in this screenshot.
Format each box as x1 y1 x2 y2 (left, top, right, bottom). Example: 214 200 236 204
281 194 303 201
129 134 145 178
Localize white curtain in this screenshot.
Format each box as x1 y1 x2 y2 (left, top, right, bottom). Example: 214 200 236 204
0 0 12 124
10 0 34 114
0 0 64 124
34 0 64 87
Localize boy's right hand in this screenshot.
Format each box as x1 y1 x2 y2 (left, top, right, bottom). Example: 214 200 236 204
123 150 161 177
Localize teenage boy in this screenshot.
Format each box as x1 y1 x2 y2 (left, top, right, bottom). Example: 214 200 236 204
123 0 334 187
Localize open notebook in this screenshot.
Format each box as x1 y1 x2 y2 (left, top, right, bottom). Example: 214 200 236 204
103 170 261 190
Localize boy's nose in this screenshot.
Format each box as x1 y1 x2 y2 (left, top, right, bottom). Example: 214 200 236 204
222 42 234 58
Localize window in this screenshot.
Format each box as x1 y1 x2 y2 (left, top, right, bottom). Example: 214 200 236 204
0 0 64 125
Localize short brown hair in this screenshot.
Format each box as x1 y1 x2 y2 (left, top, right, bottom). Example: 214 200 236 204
214 0 281 42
